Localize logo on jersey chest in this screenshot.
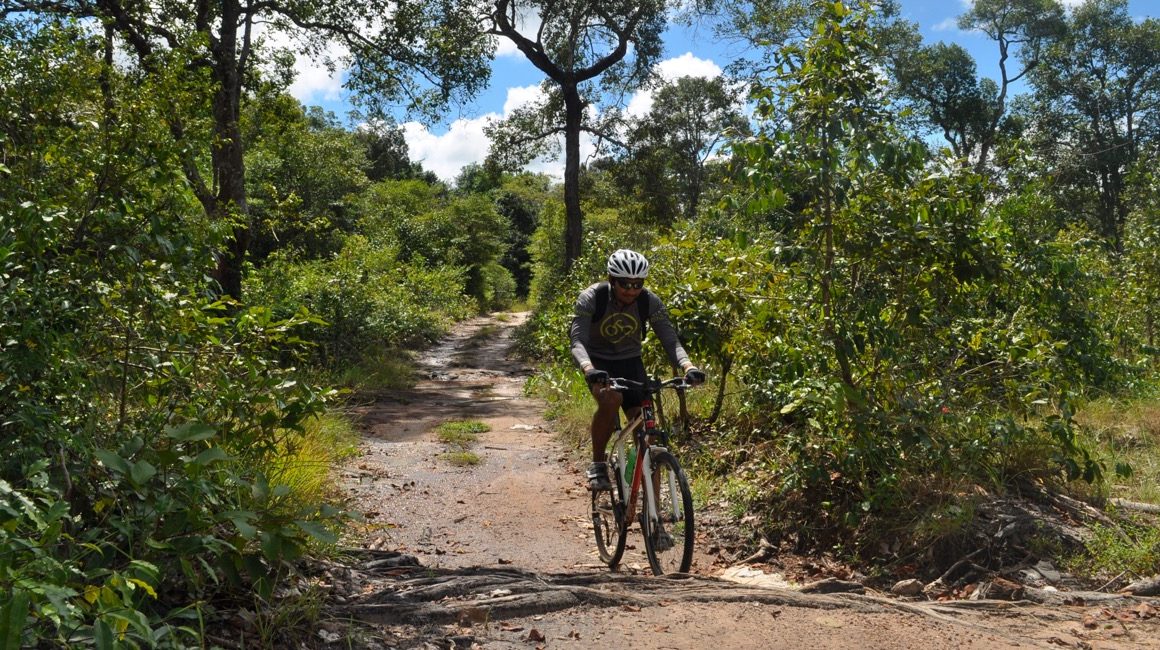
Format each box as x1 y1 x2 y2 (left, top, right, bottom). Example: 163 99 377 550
600 312 639 344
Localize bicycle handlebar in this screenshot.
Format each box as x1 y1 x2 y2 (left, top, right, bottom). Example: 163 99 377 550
604 376 694 393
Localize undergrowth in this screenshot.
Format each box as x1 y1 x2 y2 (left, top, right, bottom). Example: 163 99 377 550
325 345 419 392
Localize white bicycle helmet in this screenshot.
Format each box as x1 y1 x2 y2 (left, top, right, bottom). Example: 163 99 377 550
606 249 649 279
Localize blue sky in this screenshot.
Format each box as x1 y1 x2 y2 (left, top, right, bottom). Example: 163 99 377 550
289 0 1158 183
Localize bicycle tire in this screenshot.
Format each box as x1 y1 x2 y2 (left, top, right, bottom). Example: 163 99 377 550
642 449 694 575
590 456 627 568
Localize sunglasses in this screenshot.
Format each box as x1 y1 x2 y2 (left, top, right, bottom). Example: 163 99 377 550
614 279 644 290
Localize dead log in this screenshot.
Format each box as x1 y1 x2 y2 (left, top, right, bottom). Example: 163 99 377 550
1122 575 1160 597
1111 499 1160 515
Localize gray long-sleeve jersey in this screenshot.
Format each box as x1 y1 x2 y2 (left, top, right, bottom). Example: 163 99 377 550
569 282 691 370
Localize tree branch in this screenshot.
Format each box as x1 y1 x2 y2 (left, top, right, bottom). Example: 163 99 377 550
491 0 566 83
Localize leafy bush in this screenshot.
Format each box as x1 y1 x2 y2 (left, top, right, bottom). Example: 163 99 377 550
355 181 515 311
481 261 518 312
249 236 474 366
0 198 344 646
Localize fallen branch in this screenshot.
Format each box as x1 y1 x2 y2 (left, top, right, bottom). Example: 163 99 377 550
1111 499 1160 514
936 548 985 585
736 537 777 565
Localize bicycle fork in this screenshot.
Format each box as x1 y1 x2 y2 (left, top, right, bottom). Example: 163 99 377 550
626 443 682 538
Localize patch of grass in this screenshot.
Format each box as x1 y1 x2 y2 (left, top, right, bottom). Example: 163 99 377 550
1066 519 1160 579
436 420 488 466
328 345 417 391
1077 394 1160 503
266 410 361 507
717 476 762 519
440 450 482 466
436 420 490 446
249 587 326 647
525 366 593 449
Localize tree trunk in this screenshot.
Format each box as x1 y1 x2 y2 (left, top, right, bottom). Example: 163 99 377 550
708 355 732 425
819 128 853 389
1147 311 1154 353
562 84 583 273
208 2 249 301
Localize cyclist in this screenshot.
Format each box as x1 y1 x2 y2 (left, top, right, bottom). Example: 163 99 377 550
570 249 706 491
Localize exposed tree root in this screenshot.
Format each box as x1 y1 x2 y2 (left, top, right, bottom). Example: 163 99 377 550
344 565 888 627
339 561 1160 646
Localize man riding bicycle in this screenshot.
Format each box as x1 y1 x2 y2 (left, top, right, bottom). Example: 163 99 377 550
570 249 706 491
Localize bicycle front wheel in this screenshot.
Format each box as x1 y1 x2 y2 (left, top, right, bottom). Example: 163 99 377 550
642 450 694 575
590 458 627 569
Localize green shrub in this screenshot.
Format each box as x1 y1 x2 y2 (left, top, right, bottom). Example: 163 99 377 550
250 236 474 366
0 203 345 646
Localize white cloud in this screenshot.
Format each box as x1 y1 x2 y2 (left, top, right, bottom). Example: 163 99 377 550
253 21 349 105
503 84 546 114
401 84 550 183
625 92 655 118
403 116 497 182
287 48 346 104
932 17 960 33
493 36 522 57
656 52 723 81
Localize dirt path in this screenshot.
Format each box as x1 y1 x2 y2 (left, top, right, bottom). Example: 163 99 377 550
334 313 1160 649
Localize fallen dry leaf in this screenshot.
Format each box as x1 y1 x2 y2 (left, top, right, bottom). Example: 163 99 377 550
526 628 546 642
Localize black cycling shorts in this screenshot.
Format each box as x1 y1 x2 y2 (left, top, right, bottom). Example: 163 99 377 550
591 356 648 410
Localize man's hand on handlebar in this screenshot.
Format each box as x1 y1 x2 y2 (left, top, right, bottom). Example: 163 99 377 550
684 367 706 386
585 368 609 385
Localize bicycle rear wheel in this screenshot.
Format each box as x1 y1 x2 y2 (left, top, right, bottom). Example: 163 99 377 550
642 449 694 575
590 457 627 569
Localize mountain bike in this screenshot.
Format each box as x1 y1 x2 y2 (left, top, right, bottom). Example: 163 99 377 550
590 376 696 575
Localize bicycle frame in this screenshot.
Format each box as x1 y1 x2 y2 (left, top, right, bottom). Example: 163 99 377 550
607 392 680 539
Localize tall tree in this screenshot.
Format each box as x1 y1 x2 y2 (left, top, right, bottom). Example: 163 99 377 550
1 0 490 299
244 98 370 263
693 0 905 87
957 0 1065 174
890 42 998 163
1026 0 1160 252
623 75 749 223
356 120 429 183
486 0 667 272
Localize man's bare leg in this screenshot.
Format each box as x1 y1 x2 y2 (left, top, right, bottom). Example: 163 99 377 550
590 384 622 462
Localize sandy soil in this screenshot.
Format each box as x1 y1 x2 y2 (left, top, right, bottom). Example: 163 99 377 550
332 312 1160 650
